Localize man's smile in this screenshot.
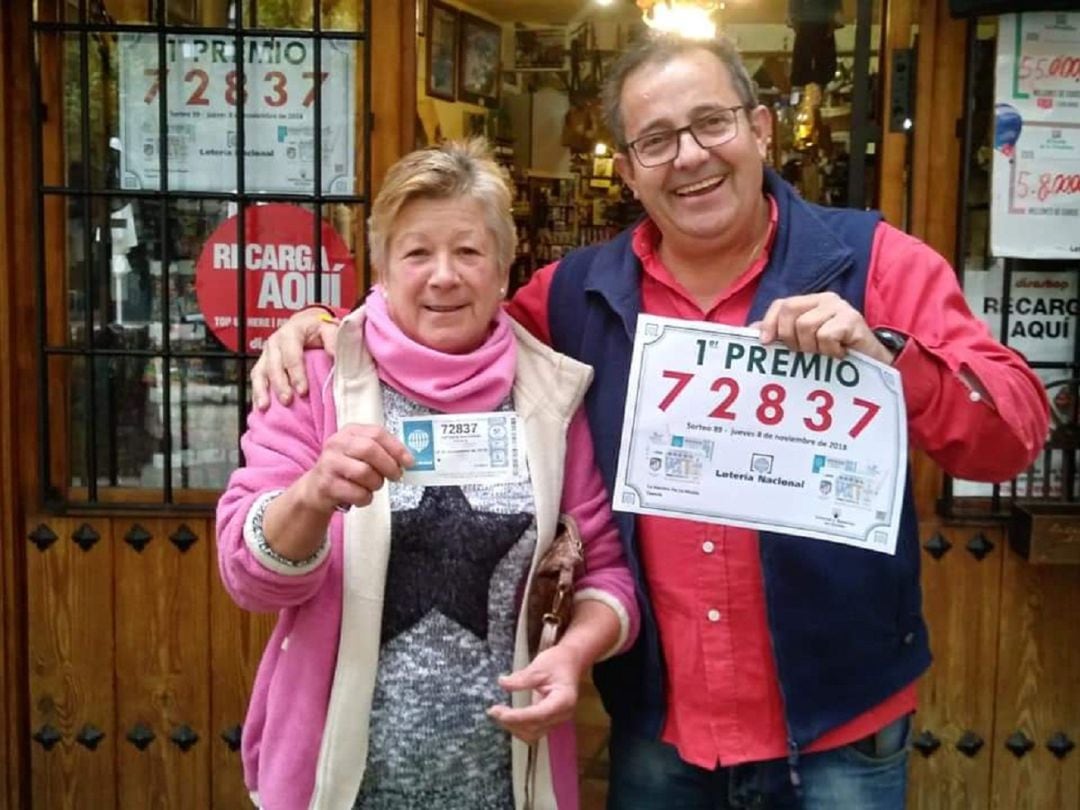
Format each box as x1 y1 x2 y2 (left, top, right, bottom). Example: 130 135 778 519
673 174 727 197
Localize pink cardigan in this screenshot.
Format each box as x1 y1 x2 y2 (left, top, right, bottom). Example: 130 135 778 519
217 347 639 809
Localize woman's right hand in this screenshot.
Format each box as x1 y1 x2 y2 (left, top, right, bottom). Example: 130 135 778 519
250 307 343 410
300 424 414 514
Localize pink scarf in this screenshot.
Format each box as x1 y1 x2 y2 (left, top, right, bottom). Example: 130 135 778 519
361 286 516 414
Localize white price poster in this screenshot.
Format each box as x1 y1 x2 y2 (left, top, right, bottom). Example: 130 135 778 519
612 317 908 555
991 13 1080 259
118 34 356 194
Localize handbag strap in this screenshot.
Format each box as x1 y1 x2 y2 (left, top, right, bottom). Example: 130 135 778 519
525 515 584 807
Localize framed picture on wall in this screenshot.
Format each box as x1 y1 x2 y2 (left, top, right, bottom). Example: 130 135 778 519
457 12 501 108
426 0 458 101
513 27 566 70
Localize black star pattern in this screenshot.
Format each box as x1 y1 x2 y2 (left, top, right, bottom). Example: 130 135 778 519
381 486 532 645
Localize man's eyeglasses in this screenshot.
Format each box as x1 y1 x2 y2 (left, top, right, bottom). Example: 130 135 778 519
625 106 749 168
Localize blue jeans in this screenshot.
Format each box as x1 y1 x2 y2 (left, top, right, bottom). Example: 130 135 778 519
607 714 911 810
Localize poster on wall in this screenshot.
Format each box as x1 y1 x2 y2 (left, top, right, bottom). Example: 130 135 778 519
118 34 356 194
194 204 358 353
956 262 1077 497
991 12 1080 259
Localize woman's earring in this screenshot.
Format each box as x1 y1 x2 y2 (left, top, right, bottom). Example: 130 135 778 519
499 286 506 297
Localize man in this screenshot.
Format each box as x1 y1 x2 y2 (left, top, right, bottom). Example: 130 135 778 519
251 35 1047 809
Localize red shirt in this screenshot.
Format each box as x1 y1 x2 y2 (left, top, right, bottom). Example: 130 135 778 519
507 203 1049 768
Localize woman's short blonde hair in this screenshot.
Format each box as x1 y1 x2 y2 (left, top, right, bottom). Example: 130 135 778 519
368 138 515 274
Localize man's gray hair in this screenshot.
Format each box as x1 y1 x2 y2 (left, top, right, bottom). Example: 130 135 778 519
368 138 515 273
601 34 759 147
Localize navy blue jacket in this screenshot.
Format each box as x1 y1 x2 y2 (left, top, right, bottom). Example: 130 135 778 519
547 169 931 756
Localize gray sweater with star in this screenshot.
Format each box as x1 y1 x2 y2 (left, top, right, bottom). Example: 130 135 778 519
355 386 536 809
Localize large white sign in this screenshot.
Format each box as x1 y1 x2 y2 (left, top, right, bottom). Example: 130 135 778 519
118 34 356 194
612 317 908 555
991 13 1080 259
964 262 1078 363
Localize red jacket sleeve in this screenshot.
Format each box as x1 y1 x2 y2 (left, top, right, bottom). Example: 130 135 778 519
506 262 560 345
864 223 1049 482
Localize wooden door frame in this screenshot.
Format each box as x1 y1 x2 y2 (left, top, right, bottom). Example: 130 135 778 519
0 1 414 805
877 0 967 517
1 0 35 804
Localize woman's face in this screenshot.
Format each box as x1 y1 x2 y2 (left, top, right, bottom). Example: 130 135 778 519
383 196 507 354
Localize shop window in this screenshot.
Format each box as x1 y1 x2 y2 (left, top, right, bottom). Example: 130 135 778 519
32 0 370 507
449 2 884 293
944 16 1079 518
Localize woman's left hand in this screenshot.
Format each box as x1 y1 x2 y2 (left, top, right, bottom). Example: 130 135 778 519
487 645 585 743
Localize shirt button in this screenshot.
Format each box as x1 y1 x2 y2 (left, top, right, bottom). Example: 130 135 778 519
707 609 722 622
969 390 982 403
702 540 716 554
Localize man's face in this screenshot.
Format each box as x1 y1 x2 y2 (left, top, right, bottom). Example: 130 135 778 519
614 48 771 252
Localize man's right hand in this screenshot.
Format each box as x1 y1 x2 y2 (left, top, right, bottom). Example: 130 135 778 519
250 307 342 410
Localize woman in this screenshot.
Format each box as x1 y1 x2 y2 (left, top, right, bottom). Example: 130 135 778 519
216 139 639 810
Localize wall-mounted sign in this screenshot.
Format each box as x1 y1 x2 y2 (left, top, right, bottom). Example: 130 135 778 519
118 34 356 194
958 262 1077 498
195 204 357 352
964 263 1078 363
991 13 1080 259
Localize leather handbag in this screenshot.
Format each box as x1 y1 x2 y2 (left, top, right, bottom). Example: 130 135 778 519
527 515 584 657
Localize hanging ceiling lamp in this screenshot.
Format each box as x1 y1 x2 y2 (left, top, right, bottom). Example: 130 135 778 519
636 0 720 40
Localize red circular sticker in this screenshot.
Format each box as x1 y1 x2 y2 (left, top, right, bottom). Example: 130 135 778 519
195 203 357 352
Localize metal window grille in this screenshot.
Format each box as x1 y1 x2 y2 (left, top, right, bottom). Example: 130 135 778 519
31 0 372 509
941 17 1079 520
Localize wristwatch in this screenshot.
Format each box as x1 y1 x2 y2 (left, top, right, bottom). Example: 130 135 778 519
872 327 908 356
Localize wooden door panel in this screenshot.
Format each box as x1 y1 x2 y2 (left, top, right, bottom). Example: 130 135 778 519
26 517 117 809
209 522 276 808
989 551 1080 810
908 522 1002 810
115 518 210 809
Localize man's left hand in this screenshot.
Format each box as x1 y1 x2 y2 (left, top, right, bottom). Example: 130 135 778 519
755 292 896 365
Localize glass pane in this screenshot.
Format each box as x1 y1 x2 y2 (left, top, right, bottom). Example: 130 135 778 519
87 197 166 352
242 37 365 196
321 202 365 305
160 357 242 490
37 33 83 188
33 32 125 191
46 355 85 497
321 38 366 196
93 355 162 489
244 0 314 29
43 194 88 346
55 354 162 492
166 0 221 25
322 0 365 32
168 198 234 352
34 0 79 23
101 0 153 24
960 28 998 271
88 27 123 189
